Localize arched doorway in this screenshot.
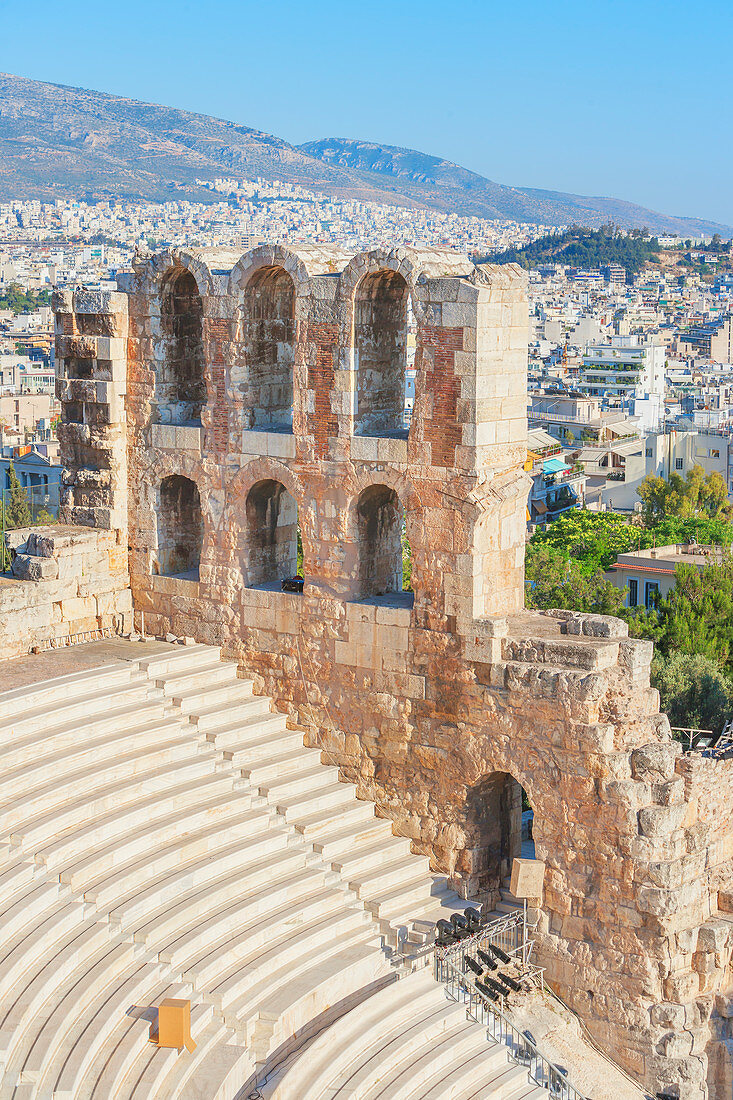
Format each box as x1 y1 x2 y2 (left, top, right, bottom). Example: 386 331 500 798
156 475 203 579
241 266 295 431
244 479 299 589
157 269 206 425
356 484 410 600
354 269 409 437
466 771 534 902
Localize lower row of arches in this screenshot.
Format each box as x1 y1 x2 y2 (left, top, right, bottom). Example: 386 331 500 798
153 474 413 599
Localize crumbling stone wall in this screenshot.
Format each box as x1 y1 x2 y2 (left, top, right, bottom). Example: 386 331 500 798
0 525 131 659
56 243 733 1100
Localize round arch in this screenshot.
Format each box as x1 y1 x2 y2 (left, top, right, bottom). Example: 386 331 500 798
227 244 311 298
227 459 307 591
237 264 297 431
155 474 203 579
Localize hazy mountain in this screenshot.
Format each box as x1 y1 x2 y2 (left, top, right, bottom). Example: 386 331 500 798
0 72 729 237
300 139 731 237
0 72 418 208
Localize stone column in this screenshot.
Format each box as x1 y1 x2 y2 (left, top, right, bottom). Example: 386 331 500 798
54 288 129 541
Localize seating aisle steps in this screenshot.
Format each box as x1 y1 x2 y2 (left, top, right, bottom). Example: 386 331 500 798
266 969 548 1100
0 640 536 1099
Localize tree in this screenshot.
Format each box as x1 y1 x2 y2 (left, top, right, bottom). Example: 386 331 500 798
402 527 413 591
4 462 31 529
525 544 625 615
652 651 733 736
662 559 733 669
637 466 731 522
528 510 638 574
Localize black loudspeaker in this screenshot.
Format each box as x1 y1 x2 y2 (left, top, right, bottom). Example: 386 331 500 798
500 972 522 993
475 978 499 1003
481 975 507 998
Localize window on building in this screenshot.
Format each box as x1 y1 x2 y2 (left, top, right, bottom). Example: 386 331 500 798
645 581 659 609
675 458 683 471
711 449 720 459
628 578 638 607
645 447 652 458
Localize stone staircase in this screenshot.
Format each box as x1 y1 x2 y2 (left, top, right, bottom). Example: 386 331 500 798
490 876 525 920
0 640 548 1099
267 969 547 1100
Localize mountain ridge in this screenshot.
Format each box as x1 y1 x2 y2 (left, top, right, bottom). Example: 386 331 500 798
300 137 731 237
0 71 729 237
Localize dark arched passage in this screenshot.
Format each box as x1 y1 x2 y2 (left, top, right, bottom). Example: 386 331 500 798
156 475 203 578
356 483 406 599
354 269 409 437
157 269 206 424
466 771 534 902
242 266 295 430
245 478 299 587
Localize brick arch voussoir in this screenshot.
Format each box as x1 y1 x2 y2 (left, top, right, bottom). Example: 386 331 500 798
339 248 436 328
339 248 419 296
143 249 216 301
227 457 305 509
145 452 208 509
226 245 311 300
341 467 422 543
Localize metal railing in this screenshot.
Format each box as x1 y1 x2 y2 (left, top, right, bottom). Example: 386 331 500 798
435 909 532 983
671 726 713 749
436 925 586 1100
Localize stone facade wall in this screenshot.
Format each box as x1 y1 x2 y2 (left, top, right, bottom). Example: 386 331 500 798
0 525 132 660
55 242 733 1100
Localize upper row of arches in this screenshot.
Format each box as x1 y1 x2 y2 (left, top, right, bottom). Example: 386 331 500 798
146 244 476 432
157 262 412 436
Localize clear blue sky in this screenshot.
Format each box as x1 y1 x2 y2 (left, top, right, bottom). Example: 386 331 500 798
3 0 732 225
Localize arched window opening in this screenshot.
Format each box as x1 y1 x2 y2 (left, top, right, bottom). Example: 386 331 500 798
402 523 412 592
467 772 534 901
242 266 295 431
158 269 205 426
156 475 203 579
404 293 417 430
354 270 409 438
356 484 411 602
245 479 300 589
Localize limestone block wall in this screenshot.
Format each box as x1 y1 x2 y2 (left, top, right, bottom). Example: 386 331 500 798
53 288 129 537
0 525 132 660
55 242 733 1100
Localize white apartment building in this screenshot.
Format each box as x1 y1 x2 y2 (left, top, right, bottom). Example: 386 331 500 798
644 427 731 493
577 337 666 431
